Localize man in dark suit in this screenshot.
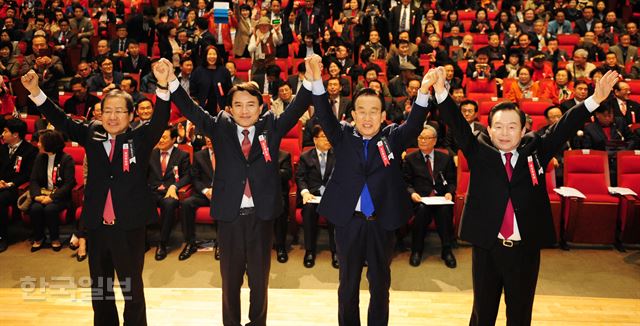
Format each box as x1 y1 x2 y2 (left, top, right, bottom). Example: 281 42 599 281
0 119 38 252
178 136 215 261
560 81 590 113
437 68 621 326
574 6 597 36
387 40 421 79
268 0 294 58
253 65 285 100
64 77 101 117
148 126 192 260
444 100 486 159
154 56 314 326
296 125 338 268
310 58 439 325
110 24 131 59
388 0 422 43
19 35 65 114
193 17 216 67
325 77 351 121
605 81 640 126
274 150 292 263
21 61 170 325
287 63 306 95
118 41 151 78
404 125 457 268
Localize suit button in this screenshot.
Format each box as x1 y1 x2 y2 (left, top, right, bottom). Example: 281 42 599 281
110 175 114 180
242 180 245 185
246 164 250 168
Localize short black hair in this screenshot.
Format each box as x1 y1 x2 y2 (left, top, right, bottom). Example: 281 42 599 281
352 87 385 112
459 100 478 112
589 67 606 79
266 64 282 77
136 98 154 111
488 102 526 129
297 62 306 73
128 40 139 46
227 82 264 108
544 105 561 118
69 76 86 88
122 76 138 90
164 125 179 139
39 130 65 154
311 124 324 138
4 118 28 139
196 17 209 30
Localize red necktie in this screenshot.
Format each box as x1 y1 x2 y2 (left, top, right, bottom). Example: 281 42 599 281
241 129 252 198
499 152 514 238
161 151 169 175
103 139 116 224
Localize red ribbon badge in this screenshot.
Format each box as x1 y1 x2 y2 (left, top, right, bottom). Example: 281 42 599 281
377 141 390 167
258 134 272 162
174 166 179 182
266 43 272 55
217 82 224 96
527 156 539 186
310 14 314 25
122 144 130 172
632 111 636 124
51 166 58 185
411 15 415 25
14 156 22 173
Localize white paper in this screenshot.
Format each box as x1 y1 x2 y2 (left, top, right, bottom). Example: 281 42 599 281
608 187 638 196
553 186 586 199
213 1 229 10
307 196 322 204
421 196 454 205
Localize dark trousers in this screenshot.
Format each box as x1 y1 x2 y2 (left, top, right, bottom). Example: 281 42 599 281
88 225 147 326
274 195 289 248
29 201 66 241
156 194 179 244
180 193 210 243
411 203 453 252
302 203 336 253
0 188 18 240
218 210 273 326
470 244 541 326
335 215 395 326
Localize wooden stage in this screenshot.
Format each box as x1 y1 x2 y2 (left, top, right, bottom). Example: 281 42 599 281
1 287 638 325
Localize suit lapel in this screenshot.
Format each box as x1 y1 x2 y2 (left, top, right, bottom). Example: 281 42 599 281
227 118 246 161
325 149 335 182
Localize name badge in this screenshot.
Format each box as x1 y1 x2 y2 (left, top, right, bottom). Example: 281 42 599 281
122 144 130 172
527 156 539 186
14 156 22 173
174 166 179 182
258 134 272 162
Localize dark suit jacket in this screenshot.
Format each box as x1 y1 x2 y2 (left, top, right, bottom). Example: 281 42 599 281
34 93 169 230
444 121 486 156
439 94 594 249
295 43 322 58
63 94 101 117
170 81 312 222
191 148 215 195
147 147 192 193
110 37 131 54
193 31 216 67
278 150 292 198
574 19 596 36
51 30 78 47
118 54 151 77
287 75 304 94
0 140 38 187
29 152 76 203
296 147 335 197
582 119 638 150
403 150 456 197
252 75 283 100
311 90 430 231
560 98 581 113
327 96 351 120
386 55 421 78
604 97 640 126
388 4 422 41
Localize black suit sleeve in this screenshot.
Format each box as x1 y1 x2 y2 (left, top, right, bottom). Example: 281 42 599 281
35 99 90 146
295 153 310 193
51 155 76 201
191 152 210 194
539 102 592 165
402 155 418 196
274 86 313 137
171 84 220 139
174 152 192 189
443 155 457 195
438 95 480 159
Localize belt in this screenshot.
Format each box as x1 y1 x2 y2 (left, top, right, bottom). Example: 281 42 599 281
354 211 377 221
239 207 256 216
498 238 521 247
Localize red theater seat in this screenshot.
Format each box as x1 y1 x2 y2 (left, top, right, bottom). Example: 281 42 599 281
616 151 640 244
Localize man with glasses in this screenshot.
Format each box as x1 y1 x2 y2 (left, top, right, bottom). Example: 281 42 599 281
87 58 124 93
404 125 457 268
21 61 170 325
445 100 486 160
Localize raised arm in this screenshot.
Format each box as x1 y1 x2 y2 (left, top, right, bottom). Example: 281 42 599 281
22 70 89 146
142 60 172 145
274 56 316 137
154 58 218 139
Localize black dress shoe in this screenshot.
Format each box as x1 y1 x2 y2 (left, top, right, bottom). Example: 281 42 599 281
276 246 288 263
0 240 7 253
31 241 43 253
331 252 339 269
214 245 220 260
303 250 315 268
51 242 62 252
155 244 167 261
559 241 570 251
442 251 457 269
76 252 87 262
409 251 422 267
614 241 626 253
179 243 197 261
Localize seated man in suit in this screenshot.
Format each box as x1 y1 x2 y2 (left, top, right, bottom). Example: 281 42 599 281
178 136 215 261
325 77 351 121
388 62 419 98
560 81 590 113
154 56 315 326
444 100 486 162
386 39 420 79
437 67 621 326
606 81 640 125
309 57 441 324
271 82 311 125
120 76 147 105
64 77 101 117
296 125 338 268
148 126 192 261
130 99 155 129
110 24 131 60
404 125 457 268
119 41 151 78
0 119 38 252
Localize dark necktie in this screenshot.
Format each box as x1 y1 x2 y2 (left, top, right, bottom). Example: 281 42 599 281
360 139 374 216
319 152 326 178
241 129 252 198
426 154 436 195
499 152 514 238
103 139 116 224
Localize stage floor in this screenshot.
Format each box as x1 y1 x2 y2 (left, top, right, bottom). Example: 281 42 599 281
1 287 638 325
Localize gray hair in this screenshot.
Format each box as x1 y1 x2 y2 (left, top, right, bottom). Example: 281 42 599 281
573 49 588 58
422 124 438 138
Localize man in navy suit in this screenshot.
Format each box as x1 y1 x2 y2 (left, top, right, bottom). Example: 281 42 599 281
153 57 316 326
437 68 621 326
309 57 442 325
148 126 191 260
22 61 170 325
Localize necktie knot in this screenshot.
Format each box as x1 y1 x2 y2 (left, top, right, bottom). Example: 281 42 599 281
242 129 250 138
161 151 168 157
504 152 512 161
